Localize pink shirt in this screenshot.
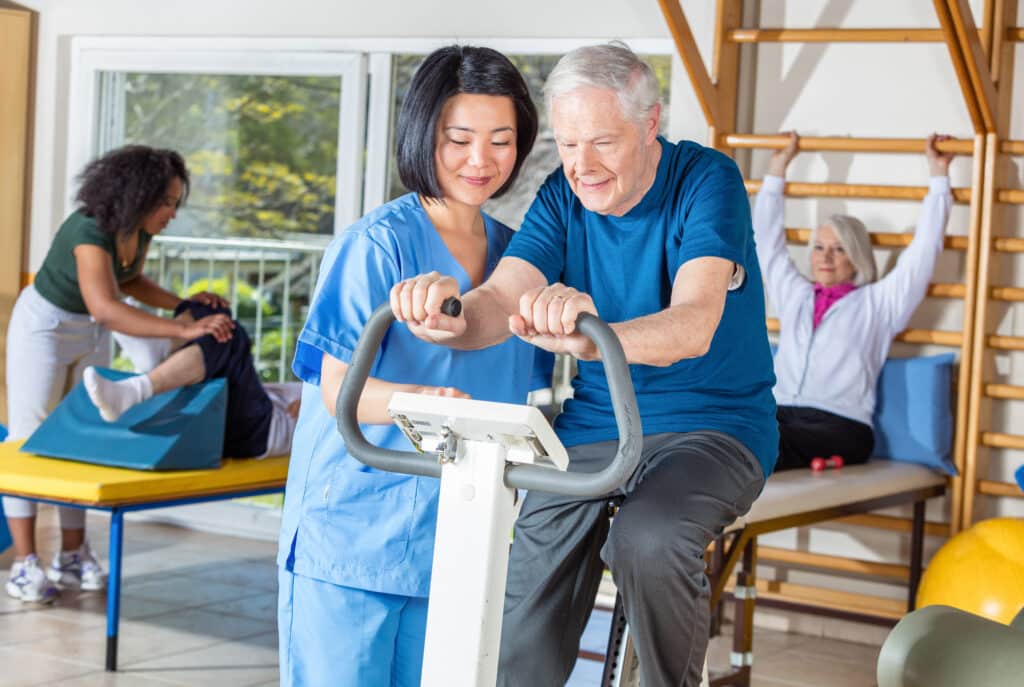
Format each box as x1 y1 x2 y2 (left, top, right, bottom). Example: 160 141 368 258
813 282 857 329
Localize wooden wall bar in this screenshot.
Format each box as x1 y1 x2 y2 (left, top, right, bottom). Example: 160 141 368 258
961 0 1023 528
723 134 974 154
744 179 973 202
656 0 1010 625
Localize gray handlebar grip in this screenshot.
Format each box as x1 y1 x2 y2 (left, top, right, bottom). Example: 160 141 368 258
337 305 642 497
336 304 442 479
503 312 641 496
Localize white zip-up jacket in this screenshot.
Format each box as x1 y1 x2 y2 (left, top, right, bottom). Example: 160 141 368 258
753 174 952 426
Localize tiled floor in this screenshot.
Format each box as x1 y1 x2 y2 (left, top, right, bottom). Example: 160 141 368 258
1 507 884 686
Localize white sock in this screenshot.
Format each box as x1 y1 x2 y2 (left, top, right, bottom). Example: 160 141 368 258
83 366 154 422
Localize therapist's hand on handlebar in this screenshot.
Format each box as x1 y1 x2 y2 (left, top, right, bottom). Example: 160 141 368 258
509 284 600 360
390 272 466 343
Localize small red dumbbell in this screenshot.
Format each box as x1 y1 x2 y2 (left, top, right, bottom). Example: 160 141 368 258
810 454 844 471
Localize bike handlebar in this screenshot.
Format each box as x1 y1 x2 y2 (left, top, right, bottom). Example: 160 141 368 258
335 303 642 496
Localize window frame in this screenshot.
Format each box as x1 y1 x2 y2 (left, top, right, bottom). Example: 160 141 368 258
68 36 682 238
67 38 368 234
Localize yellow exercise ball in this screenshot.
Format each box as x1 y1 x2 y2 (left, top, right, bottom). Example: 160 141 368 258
916 517 1024 625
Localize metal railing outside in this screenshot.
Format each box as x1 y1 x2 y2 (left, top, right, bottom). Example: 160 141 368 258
146 235 328 382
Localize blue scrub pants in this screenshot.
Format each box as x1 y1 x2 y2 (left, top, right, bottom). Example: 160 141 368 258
278 567 429 687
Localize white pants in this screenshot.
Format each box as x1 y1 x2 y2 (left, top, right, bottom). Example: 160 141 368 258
262 382 301 458
2 285 110 527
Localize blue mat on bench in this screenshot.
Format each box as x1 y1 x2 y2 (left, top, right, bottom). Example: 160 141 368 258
21 368 227 471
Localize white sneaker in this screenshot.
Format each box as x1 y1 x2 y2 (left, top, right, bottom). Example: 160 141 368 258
47 541 107 591
6 555 59 603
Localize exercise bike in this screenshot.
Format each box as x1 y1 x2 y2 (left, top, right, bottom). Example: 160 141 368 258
336 302 643 687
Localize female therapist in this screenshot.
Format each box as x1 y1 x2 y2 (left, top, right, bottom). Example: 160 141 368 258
277 46 548 687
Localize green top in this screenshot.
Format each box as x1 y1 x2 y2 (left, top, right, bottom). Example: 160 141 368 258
33 210 152 315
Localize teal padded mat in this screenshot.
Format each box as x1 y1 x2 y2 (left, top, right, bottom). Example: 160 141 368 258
21 368 226 471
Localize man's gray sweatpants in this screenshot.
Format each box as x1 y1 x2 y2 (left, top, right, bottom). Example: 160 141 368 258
497 431 765 687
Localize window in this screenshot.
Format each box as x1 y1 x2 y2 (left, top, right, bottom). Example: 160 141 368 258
67 45 365 233
106 73 342 239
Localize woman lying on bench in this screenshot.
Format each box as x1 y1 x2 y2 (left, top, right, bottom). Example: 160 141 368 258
83 300 300 459
755 132 954 471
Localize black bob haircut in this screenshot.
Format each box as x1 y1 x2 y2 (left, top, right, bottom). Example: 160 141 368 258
395 46 538 201
76 145 190 237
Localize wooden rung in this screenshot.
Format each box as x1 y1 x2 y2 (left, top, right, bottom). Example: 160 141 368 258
977 480 1024 498
997 189 1024 204
988 335 1024 351
743 579 906 620
980 432 1024 449
930 283 965 298
883 329 960 346
837 513 950 538
708 514 949 540
991 287 1024 302
726 28 947 43
767 319 961 346
994 237 1024 252
759 546 909 581
723 134 972 154
785 228 969 251
1007 27 1024 41
746 180 971 203
984 383 1024 400
765 319 963 345
754 232 964 295
999 140 1024 154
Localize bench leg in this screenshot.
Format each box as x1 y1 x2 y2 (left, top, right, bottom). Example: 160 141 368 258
729 538 757 687
908 500 925 611
105 509 125 672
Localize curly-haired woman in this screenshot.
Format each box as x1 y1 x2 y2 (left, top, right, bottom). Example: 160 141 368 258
3 145 234 603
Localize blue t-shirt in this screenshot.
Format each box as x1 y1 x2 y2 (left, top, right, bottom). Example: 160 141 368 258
279 193 551 597
504 137 778 476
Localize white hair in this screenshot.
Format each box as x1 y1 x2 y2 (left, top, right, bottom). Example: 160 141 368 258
811 214 878 285
543 41 660 125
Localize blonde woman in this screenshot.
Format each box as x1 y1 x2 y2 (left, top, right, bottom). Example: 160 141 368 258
755 131 954 471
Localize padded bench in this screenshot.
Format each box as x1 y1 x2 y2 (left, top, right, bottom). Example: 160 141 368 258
704 462 945 686
0 440 289 671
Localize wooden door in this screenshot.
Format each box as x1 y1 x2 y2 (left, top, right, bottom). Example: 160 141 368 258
0 5 36 427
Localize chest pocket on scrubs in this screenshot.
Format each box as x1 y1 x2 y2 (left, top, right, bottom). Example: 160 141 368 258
323 468 418 570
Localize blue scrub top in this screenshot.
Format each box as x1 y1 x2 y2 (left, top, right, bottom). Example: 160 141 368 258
279 193 550 597
504 137 779 476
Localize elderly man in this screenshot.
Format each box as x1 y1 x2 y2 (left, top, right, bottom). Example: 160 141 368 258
391 42 777 687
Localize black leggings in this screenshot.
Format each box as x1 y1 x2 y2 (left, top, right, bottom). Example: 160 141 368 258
174 300 272 458
775 405 874 472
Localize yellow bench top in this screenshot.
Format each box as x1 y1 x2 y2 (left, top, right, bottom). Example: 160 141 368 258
0 440 289 507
